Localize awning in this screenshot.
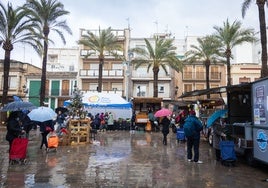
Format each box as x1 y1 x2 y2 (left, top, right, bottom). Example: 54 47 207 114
179 86 227 98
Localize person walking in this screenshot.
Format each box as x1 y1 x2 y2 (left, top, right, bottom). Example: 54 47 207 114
39 120 54 151
184 110 203 163
148 110 156 132
130 111 136 134
6 111 25 152
161 116 170 145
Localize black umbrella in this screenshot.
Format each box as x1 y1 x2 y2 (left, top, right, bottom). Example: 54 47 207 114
55 107 68 114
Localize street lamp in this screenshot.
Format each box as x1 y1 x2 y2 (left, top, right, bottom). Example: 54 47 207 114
123 51 133 101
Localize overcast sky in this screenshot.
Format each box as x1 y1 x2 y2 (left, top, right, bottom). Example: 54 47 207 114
0 0 261 67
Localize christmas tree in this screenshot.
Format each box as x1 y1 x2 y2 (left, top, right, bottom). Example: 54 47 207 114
68 87 86 118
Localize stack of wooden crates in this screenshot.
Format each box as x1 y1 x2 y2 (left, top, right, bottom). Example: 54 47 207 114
68 119 91 145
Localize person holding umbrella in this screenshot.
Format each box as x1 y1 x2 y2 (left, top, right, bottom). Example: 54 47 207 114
5 111 25 152
161 116 171 145
39 120 54 151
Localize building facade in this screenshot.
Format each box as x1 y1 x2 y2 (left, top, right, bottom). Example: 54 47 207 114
77 28 130 98
0 60 38 103
47 47 79 72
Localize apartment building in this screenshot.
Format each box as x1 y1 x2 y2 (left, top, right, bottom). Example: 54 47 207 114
77 28 130 98
0 60 38 103
129 34 179 102
231 63 261 84
47 47 79 72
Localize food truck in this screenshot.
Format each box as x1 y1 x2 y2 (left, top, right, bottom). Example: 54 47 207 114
179 77 268 165
132 97 162 129
251 78 268 164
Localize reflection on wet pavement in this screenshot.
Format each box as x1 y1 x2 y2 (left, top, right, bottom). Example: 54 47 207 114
0 129 268 187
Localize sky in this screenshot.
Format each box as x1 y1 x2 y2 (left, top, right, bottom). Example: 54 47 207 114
0 0 261 67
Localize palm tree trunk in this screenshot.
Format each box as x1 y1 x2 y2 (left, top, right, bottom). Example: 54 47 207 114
205 60 210 99
257 2 268 78
153 68 159 98
2 50 11 105
40 38 48 106
226 49 232 86
98 57 104 92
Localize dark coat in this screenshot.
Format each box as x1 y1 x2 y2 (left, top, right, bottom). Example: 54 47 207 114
19 112 34 133
6 118 22 142
39 120 54 133
161 117 170 134
212 121 226 150
56 113 65 124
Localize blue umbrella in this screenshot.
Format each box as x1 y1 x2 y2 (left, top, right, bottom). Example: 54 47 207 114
13 95 23 102
1 101 36 112
206 109 227 128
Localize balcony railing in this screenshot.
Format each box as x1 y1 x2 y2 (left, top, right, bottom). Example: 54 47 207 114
182 72 221 81
79 69 124 77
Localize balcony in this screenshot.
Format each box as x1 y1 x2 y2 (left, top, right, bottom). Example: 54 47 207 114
182 72 221 81
79 69 124 78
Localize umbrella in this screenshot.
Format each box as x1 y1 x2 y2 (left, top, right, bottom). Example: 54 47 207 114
154 108 172 118
1 101 36 112
13 95 23 102
206 109 228 128
55 107 68 114
28 106 57 122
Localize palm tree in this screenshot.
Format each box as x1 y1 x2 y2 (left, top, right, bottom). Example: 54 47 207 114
23 0 72 106
78 27 122 92
184 35 223 98
242 0 268 78
213 19 256 86
0 2 40 105
130 36 182 98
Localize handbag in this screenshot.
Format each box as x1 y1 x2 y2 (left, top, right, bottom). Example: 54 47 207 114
45 125 52 132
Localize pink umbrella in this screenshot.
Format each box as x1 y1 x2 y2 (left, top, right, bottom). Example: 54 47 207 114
154 108 172 117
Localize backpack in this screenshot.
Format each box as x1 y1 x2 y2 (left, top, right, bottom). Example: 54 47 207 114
183 120 195 137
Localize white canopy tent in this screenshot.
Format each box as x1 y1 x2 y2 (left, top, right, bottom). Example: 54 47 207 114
64 92 132 120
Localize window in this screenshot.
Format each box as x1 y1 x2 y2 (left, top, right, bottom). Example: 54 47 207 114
90 63 98 69
0 76 17 89
112 83 122 91
136 66 147 77
137 85 146 97
9 76 18 89
158 85 164 93
69 65 74 71
80 50 87 56
48 54 58 63
89 83 98 91
239 77 250 84
183 66 193 79
112 63 123 70
196 66 205 80
184 84 192 93
211 66 220 79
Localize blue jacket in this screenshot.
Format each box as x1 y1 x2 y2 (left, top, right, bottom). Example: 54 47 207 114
184 115 203 139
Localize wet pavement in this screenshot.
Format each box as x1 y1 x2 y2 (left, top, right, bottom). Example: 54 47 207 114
0 127 268 188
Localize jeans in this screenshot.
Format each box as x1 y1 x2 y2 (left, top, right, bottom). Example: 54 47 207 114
187 137 200 162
